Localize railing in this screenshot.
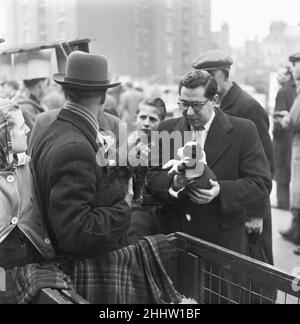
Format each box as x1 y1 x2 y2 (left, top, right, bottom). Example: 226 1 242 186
167 232 300 304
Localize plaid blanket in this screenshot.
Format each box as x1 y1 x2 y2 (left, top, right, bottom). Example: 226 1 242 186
71 235 182 304
0 263 72 304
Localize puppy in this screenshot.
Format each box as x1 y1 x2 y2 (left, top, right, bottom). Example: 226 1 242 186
163 141 217 191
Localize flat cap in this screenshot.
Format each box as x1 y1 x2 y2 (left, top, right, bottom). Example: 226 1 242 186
192 50 233 71
289 52 300 63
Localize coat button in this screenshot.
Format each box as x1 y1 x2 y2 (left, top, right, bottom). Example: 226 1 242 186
186 214 192 222
45 238 51 245
7 175 14 183
11 217 18 225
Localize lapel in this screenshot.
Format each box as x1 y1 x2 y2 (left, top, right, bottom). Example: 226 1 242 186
220 82 241 112
204 109 233 167
57 108 99 152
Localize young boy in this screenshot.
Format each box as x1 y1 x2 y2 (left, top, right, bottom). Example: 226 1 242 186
127 98 166 243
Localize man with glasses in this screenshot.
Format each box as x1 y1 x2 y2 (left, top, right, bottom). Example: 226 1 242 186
192 50 274 267
146 70 272 257
192 50 274 177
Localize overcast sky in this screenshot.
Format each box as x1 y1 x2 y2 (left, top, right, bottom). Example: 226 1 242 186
212 0 300 47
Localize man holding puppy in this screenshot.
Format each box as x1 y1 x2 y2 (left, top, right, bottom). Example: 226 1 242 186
146 70 272 255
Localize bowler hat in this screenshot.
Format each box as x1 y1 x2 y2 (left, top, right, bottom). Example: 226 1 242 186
192 50 233 71
289 52 300 64
53 51 121 90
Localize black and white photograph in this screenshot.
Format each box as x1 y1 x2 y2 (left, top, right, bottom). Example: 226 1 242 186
0 0 300 307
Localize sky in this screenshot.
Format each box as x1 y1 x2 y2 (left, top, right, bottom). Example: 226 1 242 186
212 0 300 47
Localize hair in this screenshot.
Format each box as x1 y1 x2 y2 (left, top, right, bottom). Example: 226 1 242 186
137 97 167 121
23 77 46 89
178 70 218 100
63 86 107 104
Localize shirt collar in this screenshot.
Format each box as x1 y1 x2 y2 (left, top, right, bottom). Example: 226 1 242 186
191 110 216 132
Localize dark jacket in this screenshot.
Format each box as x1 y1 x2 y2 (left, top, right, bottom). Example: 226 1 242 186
146 109 272 255
273 80 296 183
32 108 131 258
220 83 275 177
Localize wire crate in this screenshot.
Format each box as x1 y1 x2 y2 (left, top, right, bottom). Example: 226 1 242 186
167 232 300 304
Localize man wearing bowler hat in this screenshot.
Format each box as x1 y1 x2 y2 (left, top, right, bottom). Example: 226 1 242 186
192 51 274 268
31 51 131 302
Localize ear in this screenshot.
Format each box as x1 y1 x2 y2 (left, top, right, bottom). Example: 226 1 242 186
213 94 219 105
100 91 107 105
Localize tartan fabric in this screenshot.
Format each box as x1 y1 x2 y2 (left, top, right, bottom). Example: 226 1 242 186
0 100 18 171
71 235 182 304
0 263 72 304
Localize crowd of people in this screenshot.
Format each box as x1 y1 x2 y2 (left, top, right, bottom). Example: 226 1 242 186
0 45 299 304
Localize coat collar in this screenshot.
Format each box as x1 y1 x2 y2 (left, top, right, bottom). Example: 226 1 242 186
220 82 243 112
204 108 233 167
57 108 99 152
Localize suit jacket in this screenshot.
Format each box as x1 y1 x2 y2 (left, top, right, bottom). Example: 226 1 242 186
220 83 275 177
146 109 272 254
28 108 126 156
31 108 131 257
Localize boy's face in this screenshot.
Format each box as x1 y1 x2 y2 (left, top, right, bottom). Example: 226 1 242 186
136 105 161 132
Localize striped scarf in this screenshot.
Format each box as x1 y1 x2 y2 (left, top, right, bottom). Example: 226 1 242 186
0 100 19 172
64 100 99 135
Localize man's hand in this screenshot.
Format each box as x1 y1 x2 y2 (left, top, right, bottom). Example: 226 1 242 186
245 218 263 235
187 180 220 205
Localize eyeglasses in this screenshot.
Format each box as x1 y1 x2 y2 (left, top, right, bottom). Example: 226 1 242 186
177 99 209 112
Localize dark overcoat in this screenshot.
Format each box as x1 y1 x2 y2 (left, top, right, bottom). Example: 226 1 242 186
146 109 272 258
32 108 131 258
220 82 275 177
273 81 296 184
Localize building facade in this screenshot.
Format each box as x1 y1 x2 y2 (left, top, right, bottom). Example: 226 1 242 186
4 0 212 83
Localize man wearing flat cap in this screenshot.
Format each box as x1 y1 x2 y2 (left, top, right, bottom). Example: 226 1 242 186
279 53 300 253
31 51 131 302
193 50 274 267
